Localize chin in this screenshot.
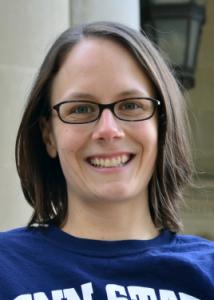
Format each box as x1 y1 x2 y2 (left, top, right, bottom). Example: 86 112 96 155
95 184 138 203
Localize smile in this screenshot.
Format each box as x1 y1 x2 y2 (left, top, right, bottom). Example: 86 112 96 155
87 154 134 168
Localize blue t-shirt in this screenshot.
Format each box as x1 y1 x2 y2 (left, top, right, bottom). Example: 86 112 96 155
0 225 214 300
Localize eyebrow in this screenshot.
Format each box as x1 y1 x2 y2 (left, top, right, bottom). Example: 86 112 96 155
63 89 149 100
63 92 95 100
116 89 148 98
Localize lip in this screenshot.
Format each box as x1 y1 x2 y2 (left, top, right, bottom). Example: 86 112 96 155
85 152 136 173
86 151 135 160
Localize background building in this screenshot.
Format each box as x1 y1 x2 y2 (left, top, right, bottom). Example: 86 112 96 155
0 0 213 238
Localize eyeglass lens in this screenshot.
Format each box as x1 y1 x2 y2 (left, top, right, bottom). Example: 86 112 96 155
56 98 158 124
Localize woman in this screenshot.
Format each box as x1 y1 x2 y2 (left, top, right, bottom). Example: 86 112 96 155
0 21 213 300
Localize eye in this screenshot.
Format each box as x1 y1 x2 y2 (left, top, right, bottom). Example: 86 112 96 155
119 99 143 111
120 101 140 110
68 103 96 114
61 101 96 115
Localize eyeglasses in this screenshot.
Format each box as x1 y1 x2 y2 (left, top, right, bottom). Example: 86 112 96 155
52 97 161 124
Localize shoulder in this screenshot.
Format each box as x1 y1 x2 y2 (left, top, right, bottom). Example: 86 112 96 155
0 226 39 240
152 231 214 259
0 226 49 254
0 227 28 244
170 233 214 267
175 233 214 251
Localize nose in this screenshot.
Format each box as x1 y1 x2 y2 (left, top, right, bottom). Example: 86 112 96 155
92 109 125 141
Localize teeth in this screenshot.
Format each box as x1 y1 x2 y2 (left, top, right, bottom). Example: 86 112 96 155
89 154 130 168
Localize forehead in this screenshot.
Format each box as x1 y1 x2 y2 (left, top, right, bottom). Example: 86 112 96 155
51 37 155 102
64 37 135 64
62 37 143 74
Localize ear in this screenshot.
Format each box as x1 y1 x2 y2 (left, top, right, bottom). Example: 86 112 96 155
40 118 57 158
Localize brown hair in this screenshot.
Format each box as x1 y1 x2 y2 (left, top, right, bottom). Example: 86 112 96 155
15 21 193 232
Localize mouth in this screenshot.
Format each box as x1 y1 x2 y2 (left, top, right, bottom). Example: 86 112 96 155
86 153 135 168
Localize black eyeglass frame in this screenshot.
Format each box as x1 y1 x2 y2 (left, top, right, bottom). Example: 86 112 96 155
52 97 161 124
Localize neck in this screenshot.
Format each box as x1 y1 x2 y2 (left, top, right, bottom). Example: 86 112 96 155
61 194 159 241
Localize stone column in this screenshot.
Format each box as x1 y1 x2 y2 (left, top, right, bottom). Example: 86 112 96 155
0 0 70 230
69 0 140 29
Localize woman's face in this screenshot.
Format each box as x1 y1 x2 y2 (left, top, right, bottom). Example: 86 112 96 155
43 38 158 205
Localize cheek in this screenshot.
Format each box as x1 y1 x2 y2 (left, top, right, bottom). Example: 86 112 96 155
55 126 89 157
131 121 158 150
132 122 158 181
